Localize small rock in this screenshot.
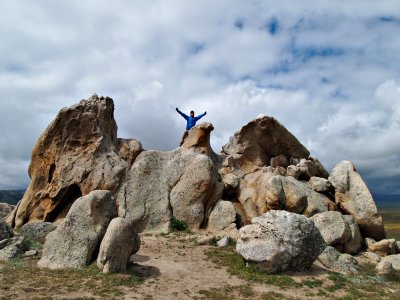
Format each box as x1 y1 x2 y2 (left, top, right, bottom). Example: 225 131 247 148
217 236 230 248
197 236 214 246
0 203 14 220
376 254 400 276
308 177 332 193
0 236 29 261
23 249 39 257
367 238 398 257
359 251 381 265
318 246 359 275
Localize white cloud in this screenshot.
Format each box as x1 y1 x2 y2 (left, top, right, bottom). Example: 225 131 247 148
0 0 399 194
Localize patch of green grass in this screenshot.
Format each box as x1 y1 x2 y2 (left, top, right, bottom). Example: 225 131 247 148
26 239 42 251
205 247 300 289
326 273 348 292
170 217 192 233
195 284 255 300
302 278 323 288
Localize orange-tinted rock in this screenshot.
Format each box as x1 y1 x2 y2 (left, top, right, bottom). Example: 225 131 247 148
8 95 133 228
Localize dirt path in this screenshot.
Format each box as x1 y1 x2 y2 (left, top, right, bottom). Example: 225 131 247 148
128 233 332 300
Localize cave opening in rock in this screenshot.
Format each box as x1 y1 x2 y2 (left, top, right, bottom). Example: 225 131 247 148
46 184 82 222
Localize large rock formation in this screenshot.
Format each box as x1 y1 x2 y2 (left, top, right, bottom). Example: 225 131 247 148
7 95 387 260
115 122 222 232
329 161 385 240
8 95 139 228
38 190 116 269
236 210 326 273
19 221 57 244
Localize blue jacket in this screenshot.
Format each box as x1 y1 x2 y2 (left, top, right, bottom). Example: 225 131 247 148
176 109 206 130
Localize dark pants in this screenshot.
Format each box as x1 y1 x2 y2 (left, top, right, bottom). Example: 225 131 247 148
180 130 189 146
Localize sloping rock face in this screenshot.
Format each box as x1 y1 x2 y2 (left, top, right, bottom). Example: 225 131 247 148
8 95 140 229
236 210 326 274
38 190 116 269
329 161 385 240
116 124 223 232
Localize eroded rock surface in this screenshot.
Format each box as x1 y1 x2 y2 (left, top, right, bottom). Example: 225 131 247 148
236 210 326 273
8 95 132 229
19 222 57 244
329 161 385 240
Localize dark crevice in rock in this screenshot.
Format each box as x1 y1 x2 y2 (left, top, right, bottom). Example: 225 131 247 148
46 184 82 222
48 163 56 183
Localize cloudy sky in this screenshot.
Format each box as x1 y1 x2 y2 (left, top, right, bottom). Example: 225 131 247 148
1 1 399 194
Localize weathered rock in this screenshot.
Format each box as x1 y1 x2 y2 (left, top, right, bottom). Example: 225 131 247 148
116 125 223 233
329 161 385 240
197 236 215 246
221 115 310 177
358 251 381 265
376 254 400 276
342 215 363 255
118 138 143 166
367 238 399 257
0 236 29 261
8 95 129 229
311 211 351 246
236 210 326 274
297 159 318 181
38 190 117 269
0 219 13 241
286 165 301 179
270 154 290 168
308 177 332 193
281 176 307 214
181 122 217 157
0 203 14 220
207 200 236 231
19 222 57 244
217 236 230 248
23 249 39 257
97 217 140 274
318 246 359 275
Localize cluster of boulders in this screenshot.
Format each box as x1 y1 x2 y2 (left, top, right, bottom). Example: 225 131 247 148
0 95 399 277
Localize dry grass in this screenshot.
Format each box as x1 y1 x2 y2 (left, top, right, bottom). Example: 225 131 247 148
0 257 144 299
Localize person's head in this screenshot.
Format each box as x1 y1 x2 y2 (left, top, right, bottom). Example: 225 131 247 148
190 110 195 117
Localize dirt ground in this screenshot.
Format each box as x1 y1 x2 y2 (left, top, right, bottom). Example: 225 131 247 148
1 232 399 299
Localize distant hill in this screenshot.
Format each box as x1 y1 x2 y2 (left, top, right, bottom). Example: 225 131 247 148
0 190 25 205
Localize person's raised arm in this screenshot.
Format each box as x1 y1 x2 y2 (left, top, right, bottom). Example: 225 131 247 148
176 107 188 120
195 111 207 121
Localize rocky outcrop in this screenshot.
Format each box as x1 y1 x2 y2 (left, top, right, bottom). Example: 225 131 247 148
0 203 14 220
220 115 310 177
38 190 116 269
0 219 13 241
329 161 385 240
8 95 134 229
116 124 223 233
97 217 140 274
236 210 326 274
19 222 57 244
